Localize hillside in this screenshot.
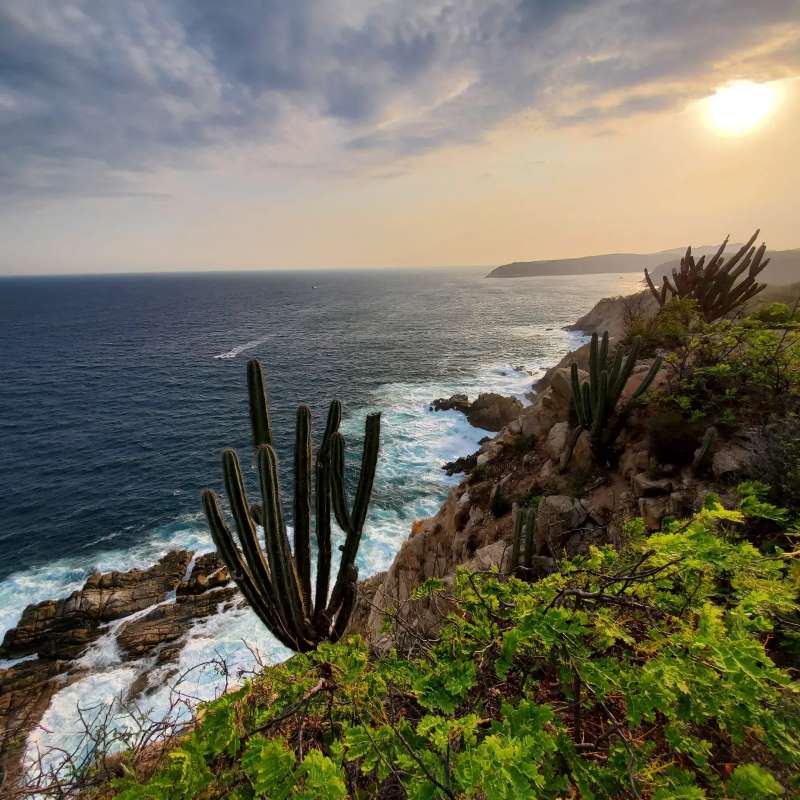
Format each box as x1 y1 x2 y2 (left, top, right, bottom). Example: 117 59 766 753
486 244 729 279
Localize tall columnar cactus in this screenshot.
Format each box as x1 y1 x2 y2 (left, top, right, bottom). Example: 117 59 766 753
564 332 661 466
201 359 381 652
510 503 536 578
644 230 769 322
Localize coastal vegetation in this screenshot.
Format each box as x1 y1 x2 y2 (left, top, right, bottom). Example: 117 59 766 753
104 489 800 799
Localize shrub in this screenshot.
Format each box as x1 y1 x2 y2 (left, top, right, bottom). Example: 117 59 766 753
751 302 794 325
108 498 800 800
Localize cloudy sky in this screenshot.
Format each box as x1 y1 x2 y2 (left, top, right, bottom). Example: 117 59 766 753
2 1 799 274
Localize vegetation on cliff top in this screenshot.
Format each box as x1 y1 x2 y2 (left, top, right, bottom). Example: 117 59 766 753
93 480 799 800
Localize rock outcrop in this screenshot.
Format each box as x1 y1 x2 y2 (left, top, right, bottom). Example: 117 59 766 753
0 551 236 786
431 392 523 432
0 551 193 661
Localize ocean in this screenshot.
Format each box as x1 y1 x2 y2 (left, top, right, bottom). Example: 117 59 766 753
0 266 643 762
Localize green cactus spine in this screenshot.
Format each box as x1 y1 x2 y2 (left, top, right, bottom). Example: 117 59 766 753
565 332 662 465
201 359 381 652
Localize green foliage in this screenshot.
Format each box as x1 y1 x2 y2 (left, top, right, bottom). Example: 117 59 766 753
662 314 800 430
727 764 784 798
751 302 795 326
111 496 800 800
202 359 381 652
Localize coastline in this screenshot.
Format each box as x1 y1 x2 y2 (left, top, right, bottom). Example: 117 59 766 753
0 282 638 785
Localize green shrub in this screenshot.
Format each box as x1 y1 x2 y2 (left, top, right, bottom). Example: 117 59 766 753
111 496 800 800
750 302 794 325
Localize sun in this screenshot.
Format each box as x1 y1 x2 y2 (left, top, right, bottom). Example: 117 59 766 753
706 80 778 136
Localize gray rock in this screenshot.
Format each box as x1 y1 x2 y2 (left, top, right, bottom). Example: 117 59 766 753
633 473 674 497
711 443 753 480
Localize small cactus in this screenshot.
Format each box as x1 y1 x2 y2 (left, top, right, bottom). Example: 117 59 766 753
564 332 662 466
644 230 769 322
510 503 537 578
202 360 381 652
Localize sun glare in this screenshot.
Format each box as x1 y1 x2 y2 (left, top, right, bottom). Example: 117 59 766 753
706 80 778 136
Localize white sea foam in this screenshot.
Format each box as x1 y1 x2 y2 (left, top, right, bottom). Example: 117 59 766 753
213 335 274 360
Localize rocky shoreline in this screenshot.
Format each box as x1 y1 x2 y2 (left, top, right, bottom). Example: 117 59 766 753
0 552 237 784
0 288 757 786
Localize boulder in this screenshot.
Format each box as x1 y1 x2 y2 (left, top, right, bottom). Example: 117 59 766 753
639 496 669 531
545 421 570 462
534 495 592 556
176 553 230 597
632 473 674 497
116 586 238 661
0 658 81 786
519 388 564 439
621 361 667 402
466 393 523 432
430 394 470 414
711 442 753 481
441 452 479 476
1 551 193 660
550 367 587 404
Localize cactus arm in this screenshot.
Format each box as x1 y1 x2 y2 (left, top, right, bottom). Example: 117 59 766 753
329 431 353 533
312 401 340 623
202 489 298 651
627 356 662 404
257 445 313 649
294 405 313 611
352 413 381 534
523 508 535 565
644 268 663 304
570 364 587 428
327 414 381 617
598 331 609 369
329 565 358 643
247 359 273 448
589 333 599 407
510 504 522 572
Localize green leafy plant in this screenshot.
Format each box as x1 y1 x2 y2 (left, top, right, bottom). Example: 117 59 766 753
112 493 800 800
202 359 381 652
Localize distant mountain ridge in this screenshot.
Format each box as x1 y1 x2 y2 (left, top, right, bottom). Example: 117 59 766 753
487 244 800 285
486 245 727 279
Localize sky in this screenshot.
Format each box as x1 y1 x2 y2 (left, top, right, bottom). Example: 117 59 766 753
1 0 799 275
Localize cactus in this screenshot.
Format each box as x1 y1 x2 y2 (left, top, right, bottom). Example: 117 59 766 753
201 359 381 652
644 230 769 322
564 332 662 466
510 503 536 578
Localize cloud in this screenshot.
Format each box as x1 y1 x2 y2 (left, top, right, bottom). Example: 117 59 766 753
1 0 798 195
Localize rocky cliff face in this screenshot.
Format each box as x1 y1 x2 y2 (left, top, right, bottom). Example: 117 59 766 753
351 293 754 650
